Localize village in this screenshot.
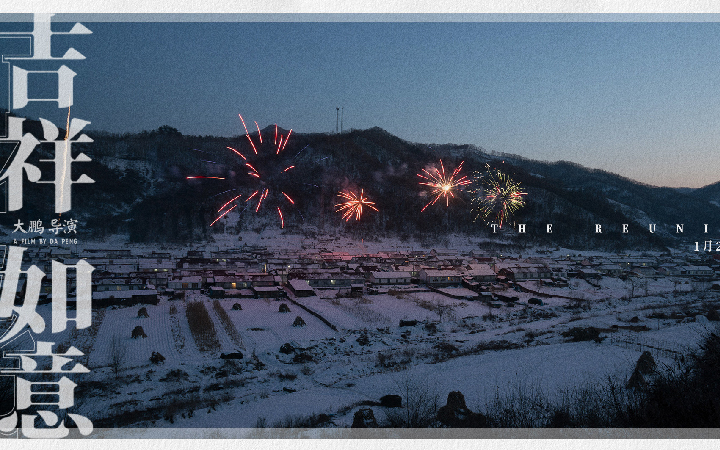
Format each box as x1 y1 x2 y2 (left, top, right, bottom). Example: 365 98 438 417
16 234 719 307
12 232 720 430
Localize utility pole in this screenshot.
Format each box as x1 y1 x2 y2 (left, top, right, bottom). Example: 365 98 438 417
340 107 344 134
336 107 339 134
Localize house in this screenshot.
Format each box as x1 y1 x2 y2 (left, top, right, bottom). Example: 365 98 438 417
212 274 253 290
253 286 286 299
138 258 174 273
223 289 255 298
497 267 553 281
178 257 226 271
465 264 496 282
288 279 316 297
369 271 412 285
597 264 622 277
547 264 569 279
129 271 170 288
678 266 713 277
247 273 275 287
419 269 462 286
93 288 158 307
209 286 225 298
395 264 421 279
93 277 144 292
168 276 202 290
576 268 602 280
633 266 658 278
303 272 365 289
657 263 678 276
105 263 138 274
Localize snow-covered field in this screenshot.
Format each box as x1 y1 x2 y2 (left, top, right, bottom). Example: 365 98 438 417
69 290 717 430
20 232 718 431
89 300 185 369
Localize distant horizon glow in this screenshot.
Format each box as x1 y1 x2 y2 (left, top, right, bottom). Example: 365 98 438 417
4 19 720 188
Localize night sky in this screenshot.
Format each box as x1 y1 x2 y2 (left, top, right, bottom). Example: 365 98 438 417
5 18 720 188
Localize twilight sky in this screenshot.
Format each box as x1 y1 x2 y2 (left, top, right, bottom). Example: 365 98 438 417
5 19 720 188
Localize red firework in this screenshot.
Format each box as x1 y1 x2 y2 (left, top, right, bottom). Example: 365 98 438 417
335 189 378 222
417 159 471 212
193 114 296 228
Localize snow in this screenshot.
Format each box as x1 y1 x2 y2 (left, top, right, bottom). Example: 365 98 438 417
152 340 645 430
214 297 336 355
19 231 718 431
89 300 183 369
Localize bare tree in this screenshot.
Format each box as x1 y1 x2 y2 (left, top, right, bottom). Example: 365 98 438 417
435 303 455 323
109 335 127 378
627 278 637 299
385 376 440 427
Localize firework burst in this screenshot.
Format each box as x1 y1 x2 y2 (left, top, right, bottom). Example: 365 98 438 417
417 160 471 212
190 114 298 228
335 189 378 222
471 164 527 228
